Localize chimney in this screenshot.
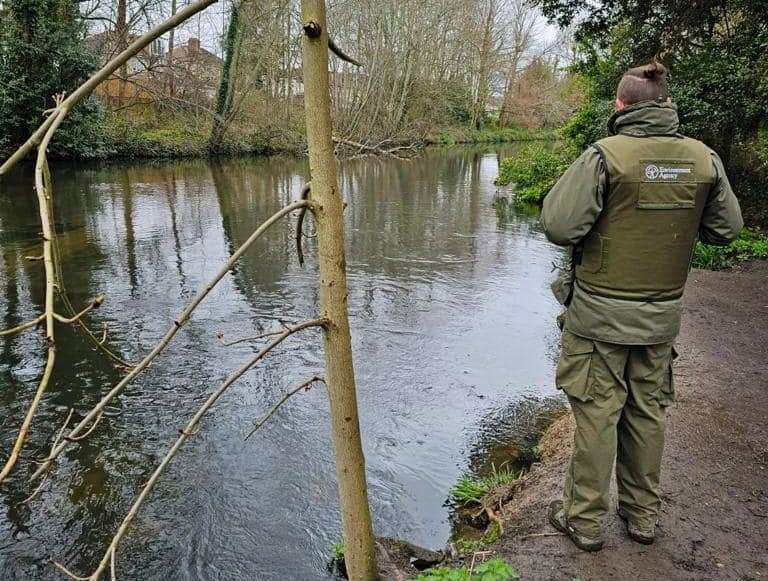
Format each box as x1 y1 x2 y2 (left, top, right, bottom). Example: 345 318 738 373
188 37 200 54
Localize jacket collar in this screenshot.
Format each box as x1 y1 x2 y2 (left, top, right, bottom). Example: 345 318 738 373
607 100 680 137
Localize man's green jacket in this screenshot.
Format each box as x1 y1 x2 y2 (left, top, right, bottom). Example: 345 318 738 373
541 101 743 345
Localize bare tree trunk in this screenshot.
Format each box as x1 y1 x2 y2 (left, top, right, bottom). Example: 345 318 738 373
299 2 377 579
167 0 177 97
117 0 128 106
471 0 495 130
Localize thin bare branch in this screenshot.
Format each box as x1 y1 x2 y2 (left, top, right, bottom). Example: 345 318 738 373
0 314 45 337
295 182 312 266
0 116 64 484
328 37 362 67
52 560 92 581
19 408 74 505
52 295 105 324
218 329 283 347
244 375 325 440
63 318 327 580
64 413 104 442
30 200 309 482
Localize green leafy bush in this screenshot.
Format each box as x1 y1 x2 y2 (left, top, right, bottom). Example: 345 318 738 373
0 0 110 159
692 228 768 270
494 146 569 205
416 558 519 581
560 96 613 152
450 464 519 506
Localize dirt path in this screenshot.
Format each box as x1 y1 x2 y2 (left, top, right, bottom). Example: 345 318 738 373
487 262 768 581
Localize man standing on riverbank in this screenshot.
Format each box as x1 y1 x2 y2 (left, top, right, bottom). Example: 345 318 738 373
540 62 743 552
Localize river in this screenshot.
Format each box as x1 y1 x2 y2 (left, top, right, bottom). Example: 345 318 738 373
0 146 563 579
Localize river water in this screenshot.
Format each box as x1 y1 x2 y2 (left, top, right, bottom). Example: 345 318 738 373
0 146 563 580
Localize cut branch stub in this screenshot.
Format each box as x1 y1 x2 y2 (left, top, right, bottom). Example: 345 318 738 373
303 21 322 38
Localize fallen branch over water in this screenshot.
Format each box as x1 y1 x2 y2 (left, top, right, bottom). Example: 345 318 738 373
54 318 327 581
30 200 308 482
332 136 422 160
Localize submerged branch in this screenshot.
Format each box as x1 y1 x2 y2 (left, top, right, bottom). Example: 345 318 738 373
30 200 309 482
58 318 327 580
218 329 283 347
19 408 73 505
244 375 325 440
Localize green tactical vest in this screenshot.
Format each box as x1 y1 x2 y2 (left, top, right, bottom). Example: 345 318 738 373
576 132 715 301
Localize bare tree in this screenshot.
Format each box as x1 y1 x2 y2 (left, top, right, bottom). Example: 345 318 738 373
299 1 378 577
498 0 539 127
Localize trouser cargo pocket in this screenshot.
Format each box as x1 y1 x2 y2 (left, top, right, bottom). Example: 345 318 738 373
556 331 596 402
658 345 678 407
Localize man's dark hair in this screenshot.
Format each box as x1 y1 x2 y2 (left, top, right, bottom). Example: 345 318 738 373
617 62 669 105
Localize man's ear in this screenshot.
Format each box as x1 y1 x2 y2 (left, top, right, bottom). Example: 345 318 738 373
615 97 626 111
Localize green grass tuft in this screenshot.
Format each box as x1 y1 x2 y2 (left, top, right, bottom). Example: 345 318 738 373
331 541 345 560
451 464 519 506
415 558 519 581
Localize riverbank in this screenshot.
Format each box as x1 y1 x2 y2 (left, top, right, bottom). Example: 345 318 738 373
0 123 556 163
449 260 768 580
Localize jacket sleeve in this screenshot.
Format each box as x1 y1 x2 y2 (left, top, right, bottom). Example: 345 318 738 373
540 147 606 246
699 152 744 246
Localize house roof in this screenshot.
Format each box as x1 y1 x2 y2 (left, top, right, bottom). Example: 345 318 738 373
164 38 223 67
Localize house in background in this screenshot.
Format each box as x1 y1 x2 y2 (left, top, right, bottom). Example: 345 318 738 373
86 32 222 108
163 37 223 102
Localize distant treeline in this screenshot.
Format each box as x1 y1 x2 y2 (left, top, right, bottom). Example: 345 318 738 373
0 0 578 161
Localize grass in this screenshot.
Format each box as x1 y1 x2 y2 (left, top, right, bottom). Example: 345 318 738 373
415 558 519 581
331 541 345 560
451 464 519 506
692 228 768 270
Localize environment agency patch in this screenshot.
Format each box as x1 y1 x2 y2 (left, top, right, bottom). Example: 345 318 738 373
640 160 696 182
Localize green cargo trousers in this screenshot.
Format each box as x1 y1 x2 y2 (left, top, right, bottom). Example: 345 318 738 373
556 330 676 538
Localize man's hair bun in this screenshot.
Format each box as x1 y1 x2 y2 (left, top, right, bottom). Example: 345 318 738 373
617 61 669 104
642 62 667 80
